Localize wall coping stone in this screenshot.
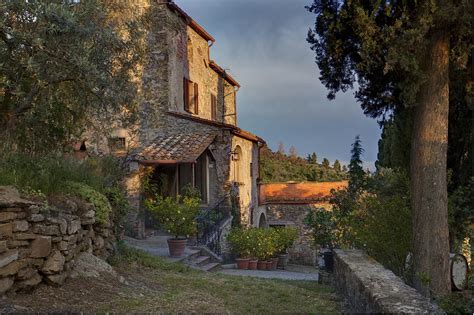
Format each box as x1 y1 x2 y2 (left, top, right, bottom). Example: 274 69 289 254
334 249 444 314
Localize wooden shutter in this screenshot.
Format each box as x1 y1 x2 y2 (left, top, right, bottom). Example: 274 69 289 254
193 82 199 114
211 94 217 120
188 80 194 113
183 78 189 112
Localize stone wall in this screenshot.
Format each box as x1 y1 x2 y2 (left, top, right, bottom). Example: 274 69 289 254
265 203 331 265
334 249 442 313
230 136 259 227
0 187 114 295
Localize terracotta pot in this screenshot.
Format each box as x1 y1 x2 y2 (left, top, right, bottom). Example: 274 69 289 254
257 260 267 270
248 260 258 270
270 257 278 271
278 253 289 269
167 238 187 257
265 261 273 270
236 258 250 270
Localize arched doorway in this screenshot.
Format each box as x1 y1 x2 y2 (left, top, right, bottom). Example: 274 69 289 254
258 213 267 228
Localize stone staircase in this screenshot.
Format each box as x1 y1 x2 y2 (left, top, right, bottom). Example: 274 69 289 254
124 235 221 272
185 247 221 272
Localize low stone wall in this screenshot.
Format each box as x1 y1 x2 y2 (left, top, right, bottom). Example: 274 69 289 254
0 187 115 294
334 249 443 313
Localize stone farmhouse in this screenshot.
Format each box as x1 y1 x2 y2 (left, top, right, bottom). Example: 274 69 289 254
79 1 265 253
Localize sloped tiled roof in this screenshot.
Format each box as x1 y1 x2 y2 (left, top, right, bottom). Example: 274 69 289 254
259 181 349 205
135 132 217 164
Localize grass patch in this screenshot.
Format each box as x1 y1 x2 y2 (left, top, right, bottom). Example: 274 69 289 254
110 244 340 313
109 242 192 273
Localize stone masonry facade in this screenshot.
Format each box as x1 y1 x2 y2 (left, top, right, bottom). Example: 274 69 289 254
82 1 264 242
0 187 114 295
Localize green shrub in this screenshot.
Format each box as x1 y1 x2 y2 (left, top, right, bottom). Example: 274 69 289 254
275 227 299 253
145 191 200 239
305 169 412 278
104 186 131 237
305 209 337 248
67 182 112 225
0 153 125 195
251 228 279 260
227 228 252 258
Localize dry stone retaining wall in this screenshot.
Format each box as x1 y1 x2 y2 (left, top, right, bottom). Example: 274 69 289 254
334 249 443 313
0 187 115 294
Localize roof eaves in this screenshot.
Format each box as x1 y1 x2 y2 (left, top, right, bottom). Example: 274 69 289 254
209 61 240 88
167 2 215 43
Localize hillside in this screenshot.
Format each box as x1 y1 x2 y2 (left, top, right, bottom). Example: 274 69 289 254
260 145 348 183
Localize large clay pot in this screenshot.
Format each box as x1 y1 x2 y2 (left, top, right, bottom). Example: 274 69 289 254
278 253 289 269
248 259 258 270
167 238 187 257
257 260 267 270
236 258 250 270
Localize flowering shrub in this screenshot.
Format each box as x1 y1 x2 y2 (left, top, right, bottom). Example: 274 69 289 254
228 228 284 260
227 228 252 258
145 194 200 239
255 228 279 260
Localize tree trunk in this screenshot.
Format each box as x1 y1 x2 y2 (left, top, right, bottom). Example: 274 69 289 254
410 30 451 297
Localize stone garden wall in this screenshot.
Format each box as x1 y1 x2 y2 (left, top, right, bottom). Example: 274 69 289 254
0 187 115 294
333 249 442 313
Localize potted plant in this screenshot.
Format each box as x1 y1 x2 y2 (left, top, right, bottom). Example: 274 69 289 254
254 228 268 270
228 228 251 269
145 191 200 258
276 227 298 269
305 209 336 271
267 229 280 270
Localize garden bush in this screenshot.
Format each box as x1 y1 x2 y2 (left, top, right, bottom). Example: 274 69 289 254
67 182 113 226
227 228 252 258
0 152 130 233
0 153 125 195
228 228 290 260
306 169 412 278
275 227 298 253
145 190 201 239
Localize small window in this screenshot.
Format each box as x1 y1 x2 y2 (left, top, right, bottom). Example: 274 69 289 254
109 137 126 152
250 162 253 177
211 94 217 120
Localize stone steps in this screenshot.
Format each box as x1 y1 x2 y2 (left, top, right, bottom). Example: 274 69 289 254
185 248 221 272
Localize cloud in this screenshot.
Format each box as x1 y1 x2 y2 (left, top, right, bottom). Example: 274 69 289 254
177 0 381 169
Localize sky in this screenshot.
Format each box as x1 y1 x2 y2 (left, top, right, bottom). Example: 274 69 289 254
177 0 382 169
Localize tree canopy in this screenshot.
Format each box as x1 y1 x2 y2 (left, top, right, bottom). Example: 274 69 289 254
0 0 144 153
307 0 473 296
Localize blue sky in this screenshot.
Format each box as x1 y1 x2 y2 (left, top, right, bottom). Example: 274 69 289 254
177 0 381 169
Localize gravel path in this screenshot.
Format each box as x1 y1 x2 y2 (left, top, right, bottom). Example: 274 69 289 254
219 267 319 281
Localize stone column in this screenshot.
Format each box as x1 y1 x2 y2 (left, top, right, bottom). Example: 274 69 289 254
124 162 146 239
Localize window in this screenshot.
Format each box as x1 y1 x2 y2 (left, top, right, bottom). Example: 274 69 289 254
211 94 217 120
250 162 253 177
109 137 126 152
183 78 199 114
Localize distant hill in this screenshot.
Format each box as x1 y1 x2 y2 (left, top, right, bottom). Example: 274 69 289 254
260 145 348 183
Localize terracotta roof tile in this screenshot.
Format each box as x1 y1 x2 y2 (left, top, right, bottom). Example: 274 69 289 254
259 181 349 204
135 132 217 164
